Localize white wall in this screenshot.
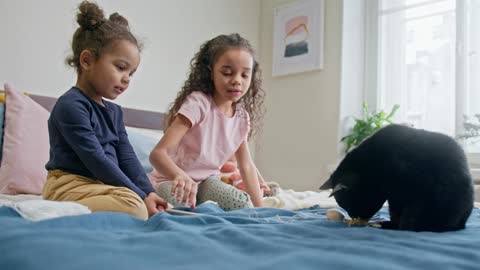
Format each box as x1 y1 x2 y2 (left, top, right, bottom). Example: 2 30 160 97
0 0 347 191
0 0 260 112
256 0 343 191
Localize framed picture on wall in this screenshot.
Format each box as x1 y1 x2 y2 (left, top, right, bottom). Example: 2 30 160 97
272 0 325 76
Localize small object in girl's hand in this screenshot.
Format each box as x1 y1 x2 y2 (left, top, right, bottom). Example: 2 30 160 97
165 208 200 216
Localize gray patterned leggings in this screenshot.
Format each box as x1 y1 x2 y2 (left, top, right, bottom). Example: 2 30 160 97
155 176 254 211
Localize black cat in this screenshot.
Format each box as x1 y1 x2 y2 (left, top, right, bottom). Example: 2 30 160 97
320 124 474 232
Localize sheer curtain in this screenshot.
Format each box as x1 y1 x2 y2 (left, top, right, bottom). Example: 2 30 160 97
373 0 480 163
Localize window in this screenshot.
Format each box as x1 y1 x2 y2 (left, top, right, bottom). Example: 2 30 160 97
366 0 480 165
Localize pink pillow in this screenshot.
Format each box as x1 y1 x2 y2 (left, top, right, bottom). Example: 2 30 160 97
0 84 50 195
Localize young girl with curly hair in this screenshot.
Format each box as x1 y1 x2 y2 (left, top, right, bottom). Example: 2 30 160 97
149 33 266 210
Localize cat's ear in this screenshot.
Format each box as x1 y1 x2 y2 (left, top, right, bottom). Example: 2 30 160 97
320 177 350 194
329 183 349 197
319 178 332 190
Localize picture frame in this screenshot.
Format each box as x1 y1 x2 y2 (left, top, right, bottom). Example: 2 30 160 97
272 0 325 76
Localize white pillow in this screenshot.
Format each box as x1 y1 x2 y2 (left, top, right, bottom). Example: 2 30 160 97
126 127 163 174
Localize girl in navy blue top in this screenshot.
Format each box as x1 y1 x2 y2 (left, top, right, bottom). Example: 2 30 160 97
43 1 167 220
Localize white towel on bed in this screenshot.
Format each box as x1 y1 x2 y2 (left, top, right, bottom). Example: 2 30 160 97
262 189 338 210
262 189 480 210
1 194 477 219
0 194 91 221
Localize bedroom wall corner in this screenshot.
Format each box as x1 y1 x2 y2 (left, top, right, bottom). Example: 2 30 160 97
255 0 343 191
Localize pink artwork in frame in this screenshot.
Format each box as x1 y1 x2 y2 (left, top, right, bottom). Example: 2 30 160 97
272 0 324 76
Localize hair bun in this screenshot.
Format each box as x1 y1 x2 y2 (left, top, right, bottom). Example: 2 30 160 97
109 13 129 28
77 1 106 30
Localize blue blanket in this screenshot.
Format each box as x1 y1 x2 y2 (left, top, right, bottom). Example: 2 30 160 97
0 204 479 270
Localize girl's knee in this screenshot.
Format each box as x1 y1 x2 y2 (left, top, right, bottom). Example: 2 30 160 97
121 195 148 220
127 204 148 220
198 177 254 210
226 190 254 210
154 181 181 207
109 189 148 220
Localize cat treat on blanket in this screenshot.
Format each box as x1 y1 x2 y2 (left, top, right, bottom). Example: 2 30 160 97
326 208 369 226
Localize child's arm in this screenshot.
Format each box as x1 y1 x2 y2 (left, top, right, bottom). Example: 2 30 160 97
256 168 271 194
228 155 270 194
235 141 263 207
116 126 154 195
149 115 198 207
116 127 168 215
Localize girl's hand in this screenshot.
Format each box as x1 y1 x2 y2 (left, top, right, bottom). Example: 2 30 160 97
260 181 270 195
171 174 198 208
144 192 168 217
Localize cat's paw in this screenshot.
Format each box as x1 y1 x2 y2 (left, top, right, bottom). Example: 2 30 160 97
348 218 369 226
326 209 369 226
370 221 398 230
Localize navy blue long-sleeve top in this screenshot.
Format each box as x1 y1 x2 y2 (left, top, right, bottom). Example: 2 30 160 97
45 87 155 199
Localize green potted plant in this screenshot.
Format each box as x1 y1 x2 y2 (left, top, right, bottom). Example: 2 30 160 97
341 102 399 153
457 114 480 142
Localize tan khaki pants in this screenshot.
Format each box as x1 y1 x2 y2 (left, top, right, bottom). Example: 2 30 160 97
43 170 148 220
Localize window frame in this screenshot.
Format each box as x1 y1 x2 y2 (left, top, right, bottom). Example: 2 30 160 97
364 0 480 167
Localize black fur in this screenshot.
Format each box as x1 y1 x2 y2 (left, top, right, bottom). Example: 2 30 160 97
323 124 474 232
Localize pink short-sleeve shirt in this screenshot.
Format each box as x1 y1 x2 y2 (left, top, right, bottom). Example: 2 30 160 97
150 91 250 188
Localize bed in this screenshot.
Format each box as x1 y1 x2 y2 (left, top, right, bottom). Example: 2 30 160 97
0 87 479 270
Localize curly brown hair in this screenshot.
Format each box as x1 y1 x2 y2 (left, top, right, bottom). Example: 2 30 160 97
167 33 265 139
66 1 142 73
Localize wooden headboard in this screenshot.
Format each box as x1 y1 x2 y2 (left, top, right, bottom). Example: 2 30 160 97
1 90 166 131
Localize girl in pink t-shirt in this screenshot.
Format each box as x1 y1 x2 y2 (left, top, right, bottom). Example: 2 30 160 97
149 33 266 210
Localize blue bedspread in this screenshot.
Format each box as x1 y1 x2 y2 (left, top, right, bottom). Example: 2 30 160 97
0 204 479 270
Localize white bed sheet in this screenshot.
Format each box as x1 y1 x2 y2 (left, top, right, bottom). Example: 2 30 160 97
0 194 91 221
1 192 477 221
